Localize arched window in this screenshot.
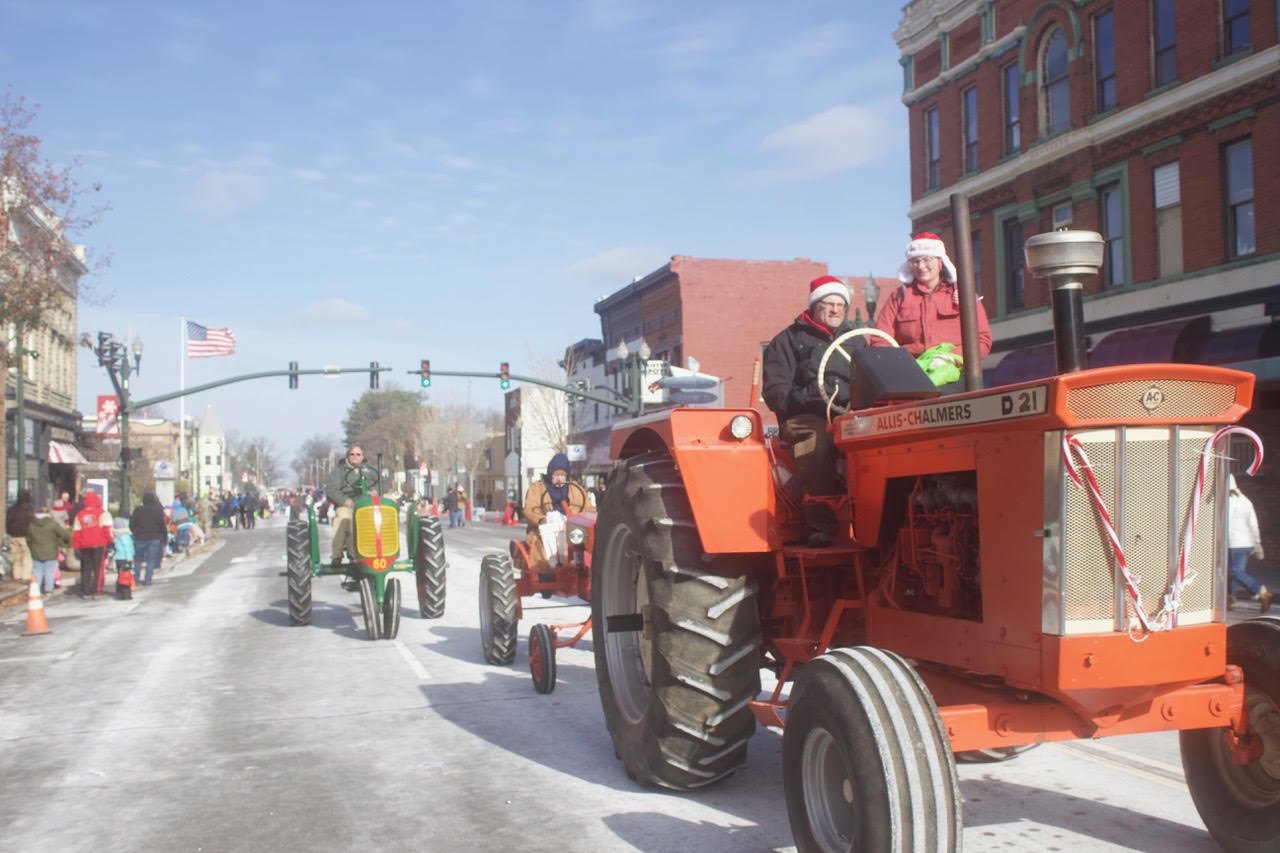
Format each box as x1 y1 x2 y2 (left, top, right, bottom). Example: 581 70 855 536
1041 26 1070 135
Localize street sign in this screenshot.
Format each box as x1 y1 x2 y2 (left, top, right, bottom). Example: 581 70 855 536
567 444 587 462
153 460 175 479
418 461 428 477
658 375 717 390
669 390 718 405
322 364 340 377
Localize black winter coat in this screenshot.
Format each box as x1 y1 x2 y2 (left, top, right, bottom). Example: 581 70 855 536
762 314 864 420
130 495 169 541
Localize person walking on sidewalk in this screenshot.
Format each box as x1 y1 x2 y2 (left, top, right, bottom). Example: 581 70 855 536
5 489 36 581
1228 474 1273 612
72 492 113 598
27 505 71 595
130 492 168 586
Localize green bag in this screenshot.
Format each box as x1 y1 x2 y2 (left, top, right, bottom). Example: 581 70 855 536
917 343 961 386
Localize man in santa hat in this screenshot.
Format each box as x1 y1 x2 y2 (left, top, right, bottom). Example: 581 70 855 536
762 275 864 547
873 232 992 367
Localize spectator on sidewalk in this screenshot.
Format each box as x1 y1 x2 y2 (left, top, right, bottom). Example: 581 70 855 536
195 494 214 539
72 492 113 598
5 489 36 581
27 505 71 595
444 487 460 529
50 491 72 527
1228 474 1273 613
130 492 168 586
111 517 135 576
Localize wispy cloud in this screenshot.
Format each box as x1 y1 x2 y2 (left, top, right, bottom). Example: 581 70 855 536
573 0 652 32
290 298 370 325
748 104 893 184
185 169 268 216
566 246 667 284
291 168 326 182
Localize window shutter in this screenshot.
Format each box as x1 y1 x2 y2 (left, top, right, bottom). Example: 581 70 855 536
1153 162 1180 209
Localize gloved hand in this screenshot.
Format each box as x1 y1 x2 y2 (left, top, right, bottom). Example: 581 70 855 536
1253 545 1265 560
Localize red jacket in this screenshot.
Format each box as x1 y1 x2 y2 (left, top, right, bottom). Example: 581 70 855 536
72 492 114 549
873 280 992 359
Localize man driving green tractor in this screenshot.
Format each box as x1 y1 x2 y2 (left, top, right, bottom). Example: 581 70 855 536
327 444 380 567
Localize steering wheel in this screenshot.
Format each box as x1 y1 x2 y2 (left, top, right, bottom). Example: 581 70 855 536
541 482 589 516
816 328 900 419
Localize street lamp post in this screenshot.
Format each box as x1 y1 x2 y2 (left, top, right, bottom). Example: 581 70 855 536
863 273 881 325
93 332 143 514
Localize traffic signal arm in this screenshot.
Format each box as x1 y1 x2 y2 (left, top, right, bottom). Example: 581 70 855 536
129 365 393 412
401 367 635 412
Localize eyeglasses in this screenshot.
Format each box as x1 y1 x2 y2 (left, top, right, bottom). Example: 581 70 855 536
815 300 847 310
348 452 363 458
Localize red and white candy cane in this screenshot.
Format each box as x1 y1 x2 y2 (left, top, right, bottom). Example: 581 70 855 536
1061 434 1155 635
1167 426 1263 626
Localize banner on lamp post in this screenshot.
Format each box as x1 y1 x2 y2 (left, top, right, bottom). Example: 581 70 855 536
96 395 120 437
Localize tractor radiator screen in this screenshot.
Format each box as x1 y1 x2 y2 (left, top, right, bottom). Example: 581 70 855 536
1065 379 1237 421
1048 426 1222 635
354 504 399 558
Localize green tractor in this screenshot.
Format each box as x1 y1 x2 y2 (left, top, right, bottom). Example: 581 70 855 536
285 482 446 640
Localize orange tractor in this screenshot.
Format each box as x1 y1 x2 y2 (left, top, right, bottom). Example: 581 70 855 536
587 230 1279 851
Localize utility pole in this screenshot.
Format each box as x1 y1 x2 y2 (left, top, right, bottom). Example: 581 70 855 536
91 331 144 514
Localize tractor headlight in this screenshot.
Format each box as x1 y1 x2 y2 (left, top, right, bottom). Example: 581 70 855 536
729 414 754 440
568 526 586 545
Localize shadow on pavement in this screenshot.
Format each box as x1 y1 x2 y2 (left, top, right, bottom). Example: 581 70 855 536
960 774 1217 851
249 599 365 640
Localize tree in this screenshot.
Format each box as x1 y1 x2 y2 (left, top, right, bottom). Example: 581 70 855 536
226 432 281 489
521 345 573 454
342 385 428 476
420 403 497 497
291 433 339 487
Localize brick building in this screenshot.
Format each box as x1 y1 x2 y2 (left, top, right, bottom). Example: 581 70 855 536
894 0 1280 533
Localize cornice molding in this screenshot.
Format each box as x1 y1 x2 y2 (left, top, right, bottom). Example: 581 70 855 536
895 0 984 54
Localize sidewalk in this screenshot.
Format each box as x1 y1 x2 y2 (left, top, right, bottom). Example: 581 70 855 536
0 536 222 611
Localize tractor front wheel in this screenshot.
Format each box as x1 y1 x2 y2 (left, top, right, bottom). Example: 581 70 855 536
358 576 382 641
592 451 761 790
529 623 557 694
782 647 962 852
415 515 446 618
286 519 313 626
479 554 518 664
382 577 401 639
1181 617 1280 852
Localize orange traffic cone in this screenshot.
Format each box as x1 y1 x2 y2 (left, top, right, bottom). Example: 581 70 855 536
22 578 51 637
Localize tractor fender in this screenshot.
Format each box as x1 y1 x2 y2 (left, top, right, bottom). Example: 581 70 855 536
608 408 776 553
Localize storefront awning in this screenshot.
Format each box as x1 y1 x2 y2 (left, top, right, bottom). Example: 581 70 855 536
48 441 89 464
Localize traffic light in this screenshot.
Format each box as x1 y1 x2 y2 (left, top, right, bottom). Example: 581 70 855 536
288 360 298 389
420 359 431 388
370 361 380 390
500 362 510 389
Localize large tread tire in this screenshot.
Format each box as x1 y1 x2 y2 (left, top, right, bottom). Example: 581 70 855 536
286 519 313 626
530 623 557 694
783 647 962 853
382 577 401 640
592 451 762 791
479 554 518 665
415 516 446 619
1181 617 1280 852
359 576 382 641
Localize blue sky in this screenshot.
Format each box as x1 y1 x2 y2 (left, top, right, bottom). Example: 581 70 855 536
3 0 911 462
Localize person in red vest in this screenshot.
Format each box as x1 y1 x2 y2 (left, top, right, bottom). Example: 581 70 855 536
72 491 114 598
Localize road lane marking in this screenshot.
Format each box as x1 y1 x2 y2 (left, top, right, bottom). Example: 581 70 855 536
393 639 430 680
1057 741 1187 790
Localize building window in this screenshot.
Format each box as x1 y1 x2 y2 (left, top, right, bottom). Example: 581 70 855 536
925 107 940 189
205 455 211 465
1003 64 1021 153
1003 219 1025 310
1153 0 1177 86
1224 139 1255 257
1094 10 1116 112
1041 27 1071 135
1051 201 1073 230
1099 184 1125 287
1153 161 1183 276
1224 0 1250 54
962 87 978 173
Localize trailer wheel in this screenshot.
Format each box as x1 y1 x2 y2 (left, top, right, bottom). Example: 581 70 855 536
415 515 446 619
382 577 401 640
358 576 382 641
479 554 518 664
1181 617 1280 852
530 623 557 694
955 744 1040 763
782 647 961 853
286 519 313 626
592 451 762 790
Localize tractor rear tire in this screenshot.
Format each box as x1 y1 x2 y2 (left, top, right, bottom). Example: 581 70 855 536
530 623 557 694
415 515 446 619
479 554 518 665
782 647 962 853
592 451 762 791
382 577 402 640
955 744 1041 763
286 519 313 626
1181 617 1280 852
359 576 382 641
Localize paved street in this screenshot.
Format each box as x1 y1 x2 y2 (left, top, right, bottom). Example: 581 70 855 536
0 518 1238 851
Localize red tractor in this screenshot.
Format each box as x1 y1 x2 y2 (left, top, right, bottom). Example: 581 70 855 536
586 231 1279 851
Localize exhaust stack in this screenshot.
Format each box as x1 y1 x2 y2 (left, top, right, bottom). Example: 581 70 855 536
1024 231 1105 375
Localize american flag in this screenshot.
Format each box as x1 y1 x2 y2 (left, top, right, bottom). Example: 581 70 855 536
187 321 236 358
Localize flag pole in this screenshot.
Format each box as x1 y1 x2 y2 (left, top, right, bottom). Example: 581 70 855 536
180 316 186 487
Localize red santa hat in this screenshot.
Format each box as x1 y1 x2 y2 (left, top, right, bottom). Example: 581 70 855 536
897 232 958 284
808 275 850 307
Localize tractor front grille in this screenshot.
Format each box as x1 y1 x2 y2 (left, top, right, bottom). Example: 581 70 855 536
354 504 399 558
1065 379 1237 421
1044 425 1224 635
